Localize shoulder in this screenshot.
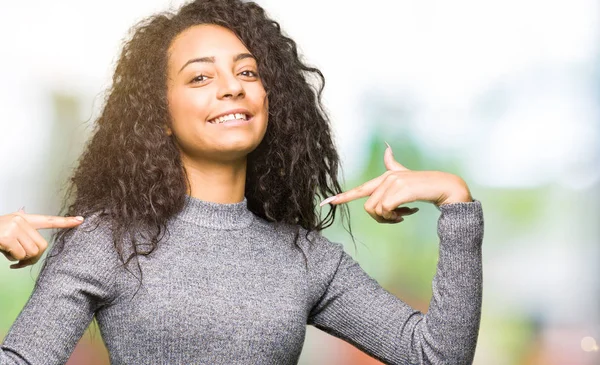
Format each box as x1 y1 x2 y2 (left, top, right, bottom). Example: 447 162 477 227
60 212 113 245
35 212 120 304
46 212 118 267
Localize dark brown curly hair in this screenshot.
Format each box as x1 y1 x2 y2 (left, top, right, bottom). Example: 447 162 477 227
49 0 352 276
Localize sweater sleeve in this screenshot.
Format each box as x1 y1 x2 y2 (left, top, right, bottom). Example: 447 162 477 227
0 217 118 365
307 200 483 365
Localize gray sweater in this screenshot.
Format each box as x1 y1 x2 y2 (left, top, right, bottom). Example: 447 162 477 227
0 196 483 365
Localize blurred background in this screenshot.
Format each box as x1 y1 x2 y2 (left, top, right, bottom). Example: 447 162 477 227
1 0 598 364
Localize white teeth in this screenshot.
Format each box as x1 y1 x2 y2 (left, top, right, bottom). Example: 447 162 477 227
209 113 248 124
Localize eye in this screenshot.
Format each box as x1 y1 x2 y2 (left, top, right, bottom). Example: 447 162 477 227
239 70 259 78
191 74 209 83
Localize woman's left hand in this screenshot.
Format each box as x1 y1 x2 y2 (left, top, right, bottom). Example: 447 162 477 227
320 143 473 224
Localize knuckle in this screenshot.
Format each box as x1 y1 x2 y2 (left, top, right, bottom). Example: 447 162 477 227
364 201 377 213
381 201 394 211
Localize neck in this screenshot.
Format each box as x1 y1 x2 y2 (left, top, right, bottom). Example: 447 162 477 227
182 155 247 204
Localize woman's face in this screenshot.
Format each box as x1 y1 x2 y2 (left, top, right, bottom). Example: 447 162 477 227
166 24 268 163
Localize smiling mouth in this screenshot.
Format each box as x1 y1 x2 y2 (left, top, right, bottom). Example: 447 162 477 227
208 113 250 124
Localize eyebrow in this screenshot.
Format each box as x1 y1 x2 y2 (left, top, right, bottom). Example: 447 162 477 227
177 53 256 74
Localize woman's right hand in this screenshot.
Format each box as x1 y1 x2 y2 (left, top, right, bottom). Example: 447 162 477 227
0 209 84 269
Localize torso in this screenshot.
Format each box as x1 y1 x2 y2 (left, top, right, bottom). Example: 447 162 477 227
96 218 310 364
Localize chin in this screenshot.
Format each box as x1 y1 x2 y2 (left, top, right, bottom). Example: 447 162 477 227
216 140 260 158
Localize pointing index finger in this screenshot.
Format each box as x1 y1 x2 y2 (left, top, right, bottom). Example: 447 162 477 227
21 214 85 230
324 173 389 205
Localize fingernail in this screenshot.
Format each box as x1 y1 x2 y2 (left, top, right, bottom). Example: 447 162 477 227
319 196 338 207
18 206 25 212
384 141 391 150
74 216 84 222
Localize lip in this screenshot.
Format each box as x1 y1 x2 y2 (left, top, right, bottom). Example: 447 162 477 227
207 108 253 123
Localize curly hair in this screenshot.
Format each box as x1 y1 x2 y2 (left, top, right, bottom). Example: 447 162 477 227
49 0 352 277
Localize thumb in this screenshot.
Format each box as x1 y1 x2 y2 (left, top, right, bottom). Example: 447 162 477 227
384 142 408 171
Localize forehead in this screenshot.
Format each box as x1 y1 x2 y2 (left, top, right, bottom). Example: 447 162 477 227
168 24 250 67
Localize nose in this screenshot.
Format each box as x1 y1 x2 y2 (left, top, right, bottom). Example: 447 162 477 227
216 72 245 100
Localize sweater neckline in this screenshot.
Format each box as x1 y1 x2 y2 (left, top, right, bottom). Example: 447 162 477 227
176 195 255 230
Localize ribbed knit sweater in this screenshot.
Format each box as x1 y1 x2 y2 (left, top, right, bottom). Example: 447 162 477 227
0 196 483 365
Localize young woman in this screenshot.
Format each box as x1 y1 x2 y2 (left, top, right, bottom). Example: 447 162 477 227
0 0 484 364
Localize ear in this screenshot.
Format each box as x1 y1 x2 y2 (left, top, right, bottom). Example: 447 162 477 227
165 126 173 136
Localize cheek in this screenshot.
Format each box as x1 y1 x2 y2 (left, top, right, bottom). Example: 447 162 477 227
254 85 269 115
264 94 269 114
255 92 268 128
263 94 270 128
168 89 210 129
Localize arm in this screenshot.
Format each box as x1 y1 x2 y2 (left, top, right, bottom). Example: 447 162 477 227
0 217 118 365
307 201 483 365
